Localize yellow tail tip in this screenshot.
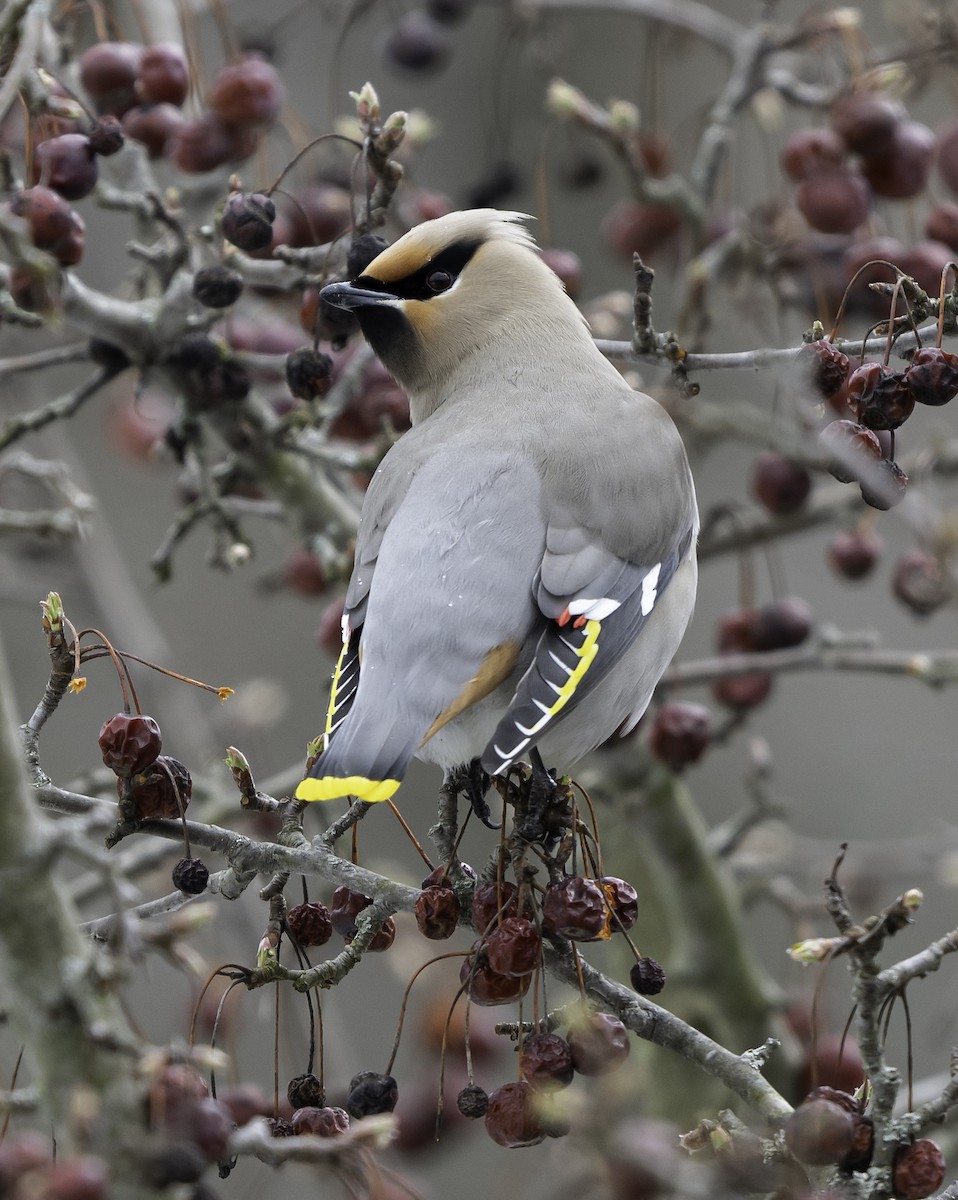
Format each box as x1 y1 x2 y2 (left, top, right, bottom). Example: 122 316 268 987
295 775 401 804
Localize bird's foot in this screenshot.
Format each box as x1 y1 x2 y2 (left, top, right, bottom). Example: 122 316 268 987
516 748 559 843
441 759 498 833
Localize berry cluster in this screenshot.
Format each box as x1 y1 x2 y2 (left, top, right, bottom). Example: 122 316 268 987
784 1085 945 1199
78 41 283 171
99 711 208 893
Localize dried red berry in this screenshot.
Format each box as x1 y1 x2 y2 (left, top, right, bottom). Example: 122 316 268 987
860 121 936 200
287 1072 324 1109
750 451 812 515
541 877 610 941
36 1155 109 1200
172 857 209 894
267 1117 294 1137
484 1080 545 1148
630 956 666 995
208 56 284 127
122 103 185 158
784 1097 855 1165
169 113 257 173
520 1033 574 1090
471 880 518 934
137 43 190 107
32 134 99 201
460 951 532 1006
99 712 162 777
126 755 192 819
781 127 845 182
345 1071 398 1118
286 902 333 947
711 671 773 711
748 597 813 651
285 348 334 400
859 458 908 510
601 877 639 931
10 186 85 266
827 528 883 580
484 916 541 977
221 191 276 251
567 1011 631 1076
903 346 958 407
290 1105 349 1137
795 169 870 235
892 548 951 616
846 363 914 430
79 42 143 116
346 234 390 278
457 1083 489 1118
892 1139 946 1199
217 1082 271 1126
192 264 243 308
414 885 460 940
383 10 452 73
830 92 901 157
330 887 371 938
800 339 850 399
648 700 713 771
818 418 883 483
841 1113 874 1173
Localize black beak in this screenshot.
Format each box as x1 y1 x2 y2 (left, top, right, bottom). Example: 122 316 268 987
319 281 393 311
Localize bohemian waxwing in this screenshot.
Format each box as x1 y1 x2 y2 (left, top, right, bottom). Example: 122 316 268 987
295 209 698 817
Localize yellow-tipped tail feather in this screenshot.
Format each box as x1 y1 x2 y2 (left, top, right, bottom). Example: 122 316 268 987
295 775 401 804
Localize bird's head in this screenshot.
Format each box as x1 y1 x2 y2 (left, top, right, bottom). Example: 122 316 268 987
321 209 588 416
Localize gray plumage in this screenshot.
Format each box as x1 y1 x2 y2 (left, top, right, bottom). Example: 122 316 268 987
295 210 697 806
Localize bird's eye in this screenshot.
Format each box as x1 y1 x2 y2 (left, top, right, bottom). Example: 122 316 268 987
426 269 454 293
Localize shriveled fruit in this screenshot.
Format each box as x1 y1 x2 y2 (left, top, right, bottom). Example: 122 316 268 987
208 56 284 127
892 1139 945 1199
520 1033 574 1090
126 755 192 820
484 1080 545 1148
414 885 460 940
846 363 913 431
99 712 162 776
287 1072 324 1109
567 1011 631 1076
290 1105 349 1136
460 951 532 1006
484 916 541 978
748 597 813 651
541 877 610 941
859 458 907 510
830 91 901 156
750 451 812 515
471 880 519 933
172 857 209 894
784 1096 855 1165
781 127 845 182
795 169 869 235
286 902 333 947
630 956 666 995
860 121 935 200
345 1071 398 1118
891 548 951 616
818 418 883 484
826 528 883 581
600 877 639 930
138 43 190 107
221 192 276 251
32 134 98 201
800 339 849 399
285 348 333 400
193 264 243 308
648 700 713 770
457 1084 489 1118
903 347 958 407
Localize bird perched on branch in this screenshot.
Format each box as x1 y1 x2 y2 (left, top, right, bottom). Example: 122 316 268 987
295 209 697 824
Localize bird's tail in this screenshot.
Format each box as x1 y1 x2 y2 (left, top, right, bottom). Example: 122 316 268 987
294 713 419 804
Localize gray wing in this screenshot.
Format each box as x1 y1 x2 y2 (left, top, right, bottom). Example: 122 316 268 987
480 499 696 776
